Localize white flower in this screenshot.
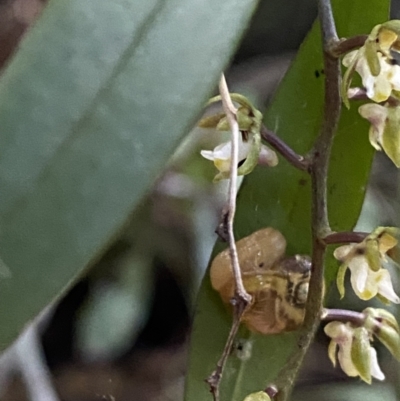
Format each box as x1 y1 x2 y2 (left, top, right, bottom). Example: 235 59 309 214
334 228 400 303
324 321 385 383
358 103 400 167
201 135 277 182
343 49 400 103
200 136 252 174
334 246 400 303
341 21 400 106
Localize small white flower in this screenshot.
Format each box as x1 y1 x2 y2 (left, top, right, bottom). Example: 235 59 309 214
324 321 385 383
201 136 277 182
200 136 252 174
343 49 400 103
358 103 400 167
334 228 400 303
334 244 400 303
198 93 278 181
341 22 400 106
358 103 388 150
325 321 359 377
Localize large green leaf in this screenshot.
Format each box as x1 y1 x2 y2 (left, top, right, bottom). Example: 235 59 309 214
0 0 259 349
185 2 389 401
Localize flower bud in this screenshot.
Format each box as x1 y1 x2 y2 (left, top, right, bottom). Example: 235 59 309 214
243 391 271 401
363 308 400 361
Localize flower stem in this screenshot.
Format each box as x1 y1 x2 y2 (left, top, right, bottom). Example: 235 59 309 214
323 231 368 244
348 87 400 107
321 308 366 326
329 35 367 57
261 126 310 172
273 1 341 399
206 74 252 401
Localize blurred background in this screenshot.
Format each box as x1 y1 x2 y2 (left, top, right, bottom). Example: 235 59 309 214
0 0 399 400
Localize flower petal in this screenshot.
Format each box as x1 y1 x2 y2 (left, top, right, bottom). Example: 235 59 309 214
200 149 216 161
351 327 372 384
237 138 252 162
342 50 359 67
201 137 253 175
259 145 278 167
369 347 385 381
328 339 338 367
380 106 400 168
324 322 359 377
359 103 388 150
336 263 348 299
213 141 233 159
337 334 359 377
377 269 400 304
378 232 398 255
333 244 354 262
349 256 370 295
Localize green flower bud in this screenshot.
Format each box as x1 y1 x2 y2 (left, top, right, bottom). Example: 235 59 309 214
363 308 400 361
198 113 226 128
243 391 271 401
364 307 400 332
375 323 400 361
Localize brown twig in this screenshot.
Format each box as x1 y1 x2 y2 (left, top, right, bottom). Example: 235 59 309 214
273 1 341 399
321 308 366 326
323 231 368 245
206 74 252 401
347 87 400 107
261 126 310 172
328 35 367 57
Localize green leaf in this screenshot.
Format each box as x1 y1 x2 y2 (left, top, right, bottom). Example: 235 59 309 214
185 1 389 401
0 0 259 349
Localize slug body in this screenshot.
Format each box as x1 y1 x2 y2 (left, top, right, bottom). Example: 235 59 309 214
210 228 311 334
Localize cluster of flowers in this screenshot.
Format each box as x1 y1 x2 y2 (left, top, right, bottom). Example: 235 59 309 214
342 20 400 167
326 227 400 382
199 21 400 396
324 22 400 382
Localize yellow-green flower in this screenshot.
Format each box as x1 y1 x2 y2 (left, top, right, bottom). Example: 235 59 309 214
341 20 400 107
358 103 400 167
199 93 278 181
334 227 399 303
324 321 385 383
200 135 277 182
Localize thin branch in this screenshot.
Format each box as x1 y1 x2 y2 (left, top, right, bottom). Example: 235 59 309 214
217 74 251 302
274 1 341 399
321 308 366 326
261 126 310 172
323 231 368 245
319 0 338 44
329 35 367 57
206 74 252 401
348 87 400 107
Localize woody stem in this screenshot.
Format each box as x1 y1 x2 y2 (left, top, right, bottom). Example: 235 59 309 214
273 1 341 399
